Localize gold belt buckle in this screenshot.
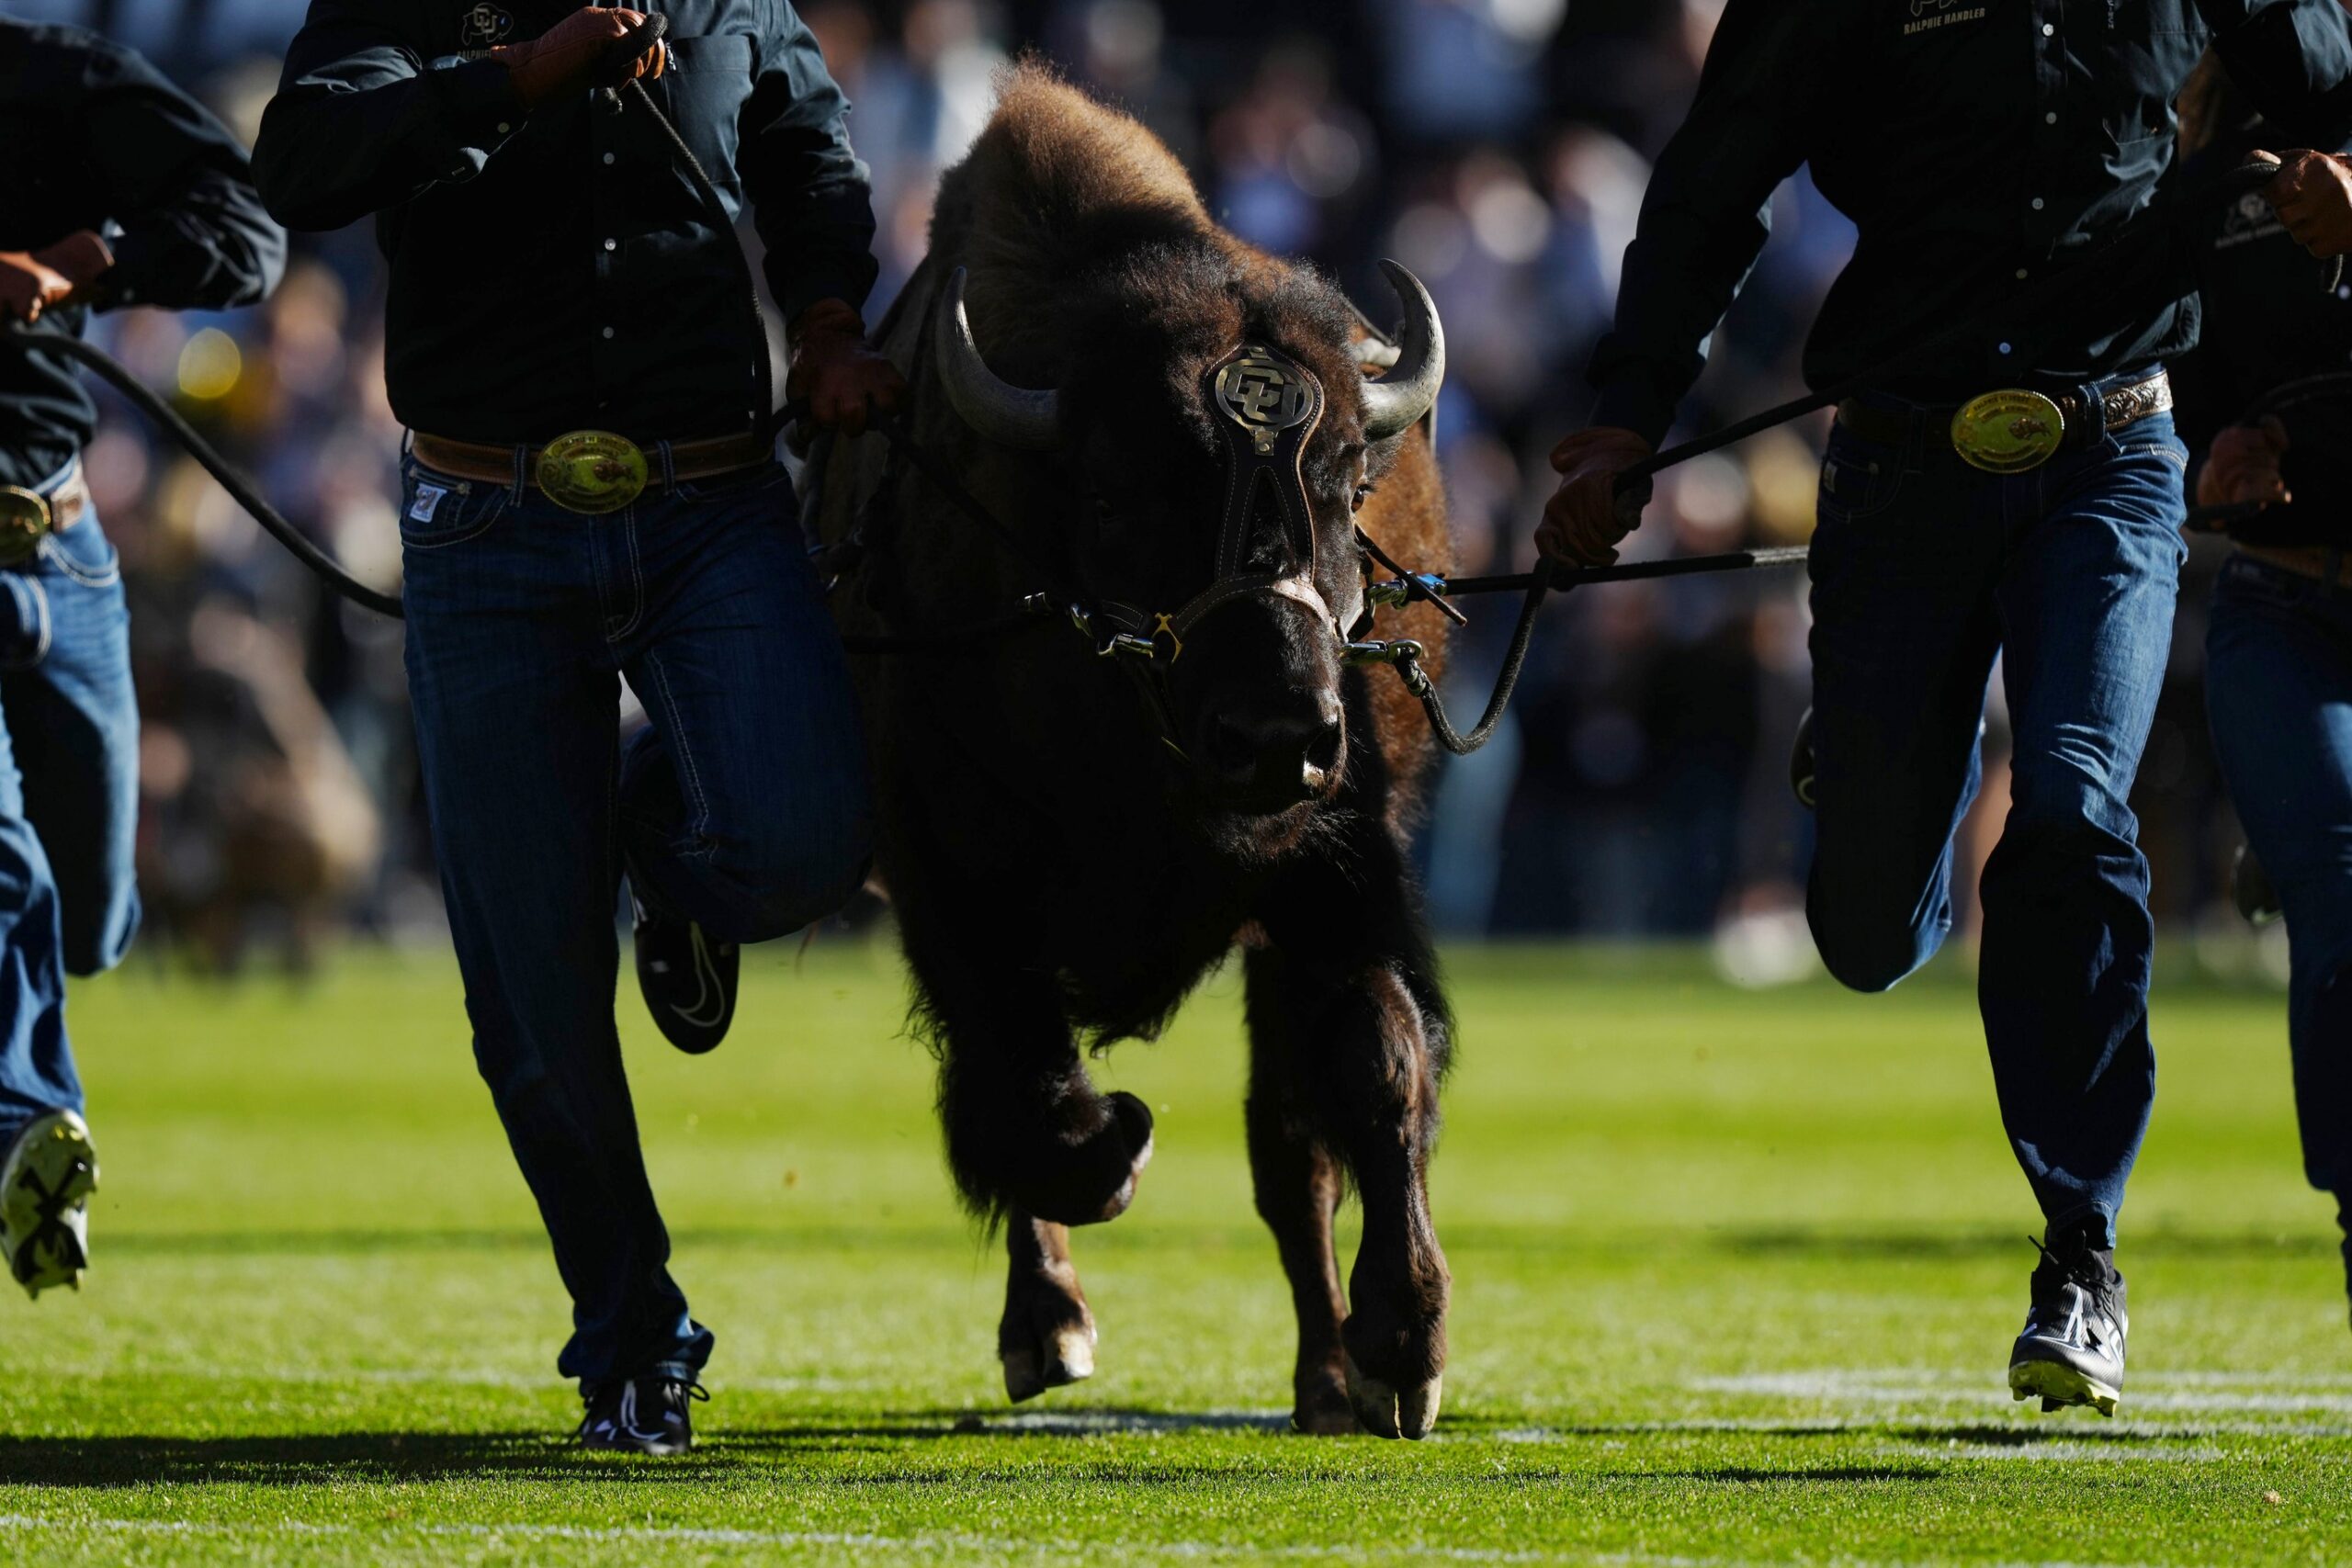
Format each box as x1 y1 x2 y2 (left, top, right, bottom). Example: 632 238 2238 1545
1950 389 2066 475
535 430 650 514
0 486 53 567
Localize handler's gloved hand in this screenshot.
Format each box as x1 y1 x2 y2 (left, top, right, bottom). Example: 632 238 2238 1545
2198 415 2291 510
2261 149 2352 259
788 299 905 438
1538 426 1654 569
492 6 667 111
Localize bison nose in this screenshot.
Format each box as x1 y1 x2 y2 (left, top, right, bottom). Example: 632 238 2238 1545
1201 691 1343 803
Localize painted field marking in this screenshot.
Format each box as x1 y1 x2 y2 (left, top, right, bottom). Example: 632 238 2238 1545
0 1514 1751 1567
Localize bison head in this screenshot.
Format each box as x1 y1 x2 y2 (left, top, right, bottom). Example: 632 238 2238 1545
933 256 1443 831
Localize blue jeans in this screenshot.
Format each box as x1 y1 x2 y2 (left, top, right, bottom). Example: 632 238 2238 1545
399 448 871 1385
0 463 141 1145
2207 552 2352 1223
1805 378 2188 1247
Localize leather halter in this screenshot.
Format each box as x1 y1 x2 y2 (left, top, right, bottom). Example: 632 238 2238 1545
1095 343 1360 664
1064 343 1366 755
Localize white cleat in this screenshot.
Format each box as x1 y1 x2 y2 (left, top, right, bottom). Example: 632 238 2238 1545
1 1110 98 1300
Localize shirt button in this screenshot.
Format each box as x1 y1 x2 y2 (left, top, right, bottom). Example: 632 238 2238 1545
604 239 617 252
1998 342 2014 355
2044 112 2057 125
602 327 616 339
495 121 511 134
603 152 616 165
2016 268 2030 280
2031 197 2045 210
2041 21 2054 34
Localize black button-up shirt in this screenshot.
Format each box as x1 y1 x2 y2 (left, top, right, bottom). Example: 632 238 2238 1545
1589 0 2352 447
252 0 878 446
0 20 286 490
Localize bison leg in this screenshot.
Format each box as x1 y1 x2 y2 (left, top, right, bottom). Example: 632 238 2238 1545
904 906 1155 1229
998 1206 1097 1401
1255 850 1452 1440
1243 954 1356 1434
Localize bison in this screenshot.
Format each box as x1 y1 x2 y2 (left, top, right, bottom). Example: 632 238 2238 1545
809 65 1459 1438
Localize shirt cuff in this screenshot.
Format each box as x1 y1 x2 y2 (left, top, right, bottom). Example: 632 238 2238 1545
429 56 526 159
1588 378 1679 451
769 260 877 333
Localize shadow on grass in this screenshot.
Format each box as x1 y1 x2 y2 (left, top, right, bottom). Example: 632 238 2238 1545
1887 1424 2175 1448
0 1411 1308 1486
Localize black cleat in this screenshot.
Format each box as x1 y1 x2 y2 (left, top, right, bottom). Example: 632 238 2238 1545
2233 843 2284 928
578 1374 706 1455
2008 1227 2128 1416
1789 708 1816 809
632 893 737 1055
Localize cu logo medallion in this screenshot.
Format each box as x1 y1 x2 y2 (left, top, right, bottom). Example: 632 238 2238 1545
459 3 514 46
1215 345 1317 454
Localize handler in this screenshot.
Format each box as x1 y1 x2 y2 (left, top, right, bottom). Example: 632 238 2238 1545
2174 53 2352 1330
0 18 284 1301
253 0 899 1452
1542 0 2352 1416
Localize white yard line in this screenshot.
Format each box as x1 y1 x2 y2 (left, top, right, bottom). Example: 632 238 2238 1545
0 1514 1738 1566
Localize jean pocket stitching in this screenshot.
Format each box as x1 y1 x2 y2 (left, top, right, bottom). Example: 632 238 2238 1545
40 536 119 588
2118 440 2188 469
1818 457 1909 522
400 497 507 550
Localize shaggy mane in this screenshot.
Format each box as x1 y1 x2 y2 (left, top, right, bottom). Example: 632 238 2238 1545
927 60 1367 446
931 63 1236 357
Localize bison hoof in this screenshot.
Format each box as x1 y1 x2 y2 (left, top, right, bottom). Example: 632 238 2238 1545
1023 1091 1155 1227
1343 1352 1442 1440
1002 1323 1097 1403
1292 1370 1361 1436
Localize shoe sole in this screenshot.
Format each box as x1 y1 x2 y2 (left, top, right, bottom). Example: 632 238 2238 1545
2009 1354 2120 1416
2 1111 98 1300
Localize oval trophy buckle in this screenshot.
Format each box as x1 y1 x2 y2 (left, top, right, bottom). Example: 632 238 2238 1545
1950 390 2065 475
0 486 53 568
536 430 650 514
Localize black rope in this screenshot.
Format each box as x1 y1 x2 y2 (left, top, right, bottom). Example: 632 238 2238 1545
2 323 405 617
1432 544 1812 598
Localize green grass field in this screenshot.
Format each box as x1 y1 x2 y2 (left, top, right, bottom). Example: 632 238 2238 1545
4 941 2348 1564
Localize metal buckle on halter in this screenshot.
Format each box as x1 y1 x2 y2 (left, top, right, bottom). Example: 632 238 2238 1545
0 487 52 568
535 430 650 513
1950 389 2066 474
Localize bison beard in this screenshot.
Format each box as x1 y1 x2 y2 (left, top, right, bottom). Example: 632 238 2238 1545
809 62 1458 1438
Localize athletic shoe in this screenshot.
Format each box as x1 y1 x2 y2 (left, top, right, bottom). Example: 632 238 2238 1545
1789 708 1816 809
578 1374 707 1455
1 1109 98 1300
632 893 737 1055
2008 1227 2129 1416
2233 843 2284 928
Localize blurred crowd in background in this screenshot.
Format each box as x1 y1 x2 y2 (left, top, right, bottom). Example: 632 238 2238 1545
3 0 2278 982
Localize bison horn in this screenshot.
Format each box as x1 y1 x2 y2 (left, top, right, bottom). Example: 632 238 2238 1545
933 266 1061 450
1359 260 1445 441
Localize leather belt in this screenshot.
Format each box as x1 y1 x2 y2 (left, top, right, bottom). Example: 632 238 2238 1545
1836 371 2172 460
410 430 770 491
